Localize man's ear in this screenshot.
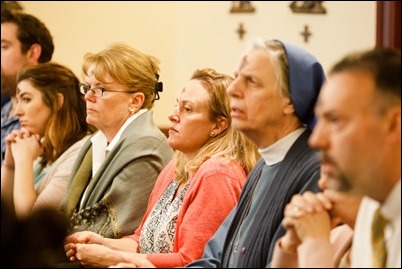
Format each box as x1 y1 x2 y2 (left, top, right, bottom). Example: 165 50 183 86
386 105 401 143
26 44 42 64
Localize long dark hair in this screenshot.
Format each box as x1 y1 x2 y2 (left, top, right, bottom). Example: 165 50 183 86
17 62 93 167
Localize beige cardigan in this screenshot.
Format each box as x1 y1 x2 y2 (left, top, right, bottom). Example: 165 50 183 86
34 135 90 212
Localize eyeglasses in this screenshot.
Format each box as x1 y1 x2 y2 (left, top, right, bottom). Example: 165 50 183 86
79 83 137 97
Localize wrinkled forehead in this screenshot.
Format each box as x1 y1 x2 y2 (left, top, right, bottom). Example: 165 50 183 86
180 79 209 100
237 49 273 73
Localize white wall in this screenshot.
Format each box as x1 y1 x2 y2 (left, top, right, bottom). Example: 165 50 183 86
20 1 376 128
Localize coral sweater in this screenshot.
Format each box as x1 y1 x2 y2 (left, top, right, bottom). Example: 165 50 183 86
126 157 247 267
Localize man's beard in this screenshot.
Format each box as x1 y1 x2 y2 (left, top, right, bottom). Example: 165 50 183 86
1 68 18 97
319 152 353 192
327 172 353 193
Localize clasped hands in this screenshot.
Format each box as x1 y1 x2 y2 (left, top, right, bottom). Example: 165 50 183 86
3 128 43 170
279 190 341 253
64 231 155 268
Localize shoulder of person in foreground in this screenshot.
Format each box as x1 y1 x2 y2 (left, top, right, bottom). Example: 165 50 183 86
1 199 68 268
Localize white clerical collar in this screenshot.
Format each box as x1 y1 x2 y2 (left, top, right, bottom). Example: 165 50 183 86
259 128 306 166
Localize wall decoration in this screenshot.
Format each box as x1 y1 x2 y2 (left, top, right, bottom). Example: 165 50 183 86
300 25 312 43
230 1 256 13
236 23 246 40
290 1 326 14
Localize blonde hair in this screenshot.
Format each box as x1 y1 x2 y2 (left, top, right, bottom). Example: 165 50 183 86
82 43 161 108
174 68 259 184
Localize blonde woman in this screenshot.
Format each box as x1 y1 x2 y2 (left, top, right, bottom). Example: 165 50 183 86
60 43 173 239
65 68 259 267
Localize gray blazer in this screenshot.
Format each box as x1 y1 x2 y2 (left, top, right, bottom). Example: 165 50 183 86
61 110 173 238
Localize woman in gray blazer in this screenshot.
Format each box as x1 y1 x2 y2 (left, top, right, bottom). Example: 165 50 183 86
61 43 173 239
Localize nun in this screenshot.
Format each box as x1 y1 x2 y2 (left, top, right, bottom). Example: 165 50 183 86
185 38 325 268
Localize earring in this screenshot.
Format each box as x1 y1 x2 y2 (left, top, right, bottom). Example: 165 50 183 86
210 131 216 137
129 108 135 114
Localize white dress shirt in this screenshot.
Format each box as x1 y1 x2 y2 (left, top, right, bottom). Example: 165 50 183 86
351 179 401 268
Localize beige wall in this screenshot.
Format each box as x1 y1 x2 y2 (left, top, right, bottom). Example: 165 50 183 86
20 1 376 128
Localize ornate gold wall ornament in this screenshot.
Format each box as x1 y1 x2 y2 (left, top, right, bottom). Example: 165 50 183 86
290 1 326 14
230 1 256 13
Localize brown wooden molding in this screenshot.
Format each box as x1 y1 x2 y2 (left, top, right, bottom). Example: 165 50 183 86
376 1 401 49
